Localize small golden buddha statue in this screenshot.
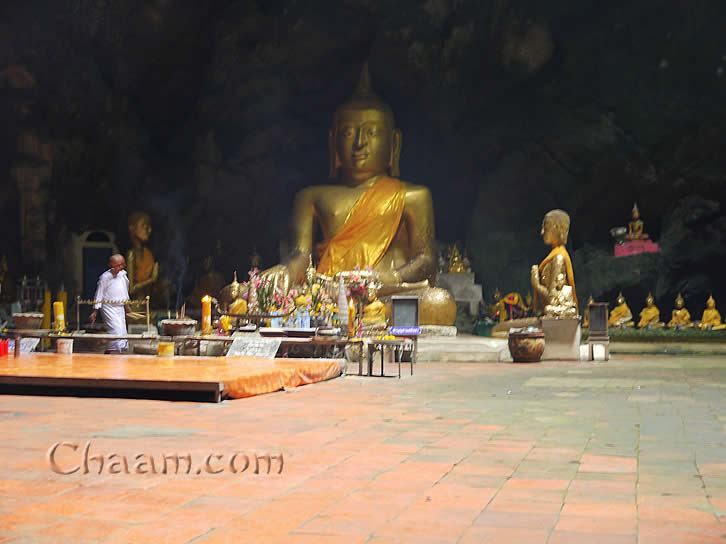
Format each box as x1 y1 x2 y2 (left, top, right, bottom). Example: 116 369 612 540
543 273 577 318
232 63 455 325
582 295 595 328
638 292 663 329
126 211 160 299
448 244 467 273
668 293 693 328
609 292 634 327
699 295 725 330
626 203 649 241
531 209 578 318
362 281 387 328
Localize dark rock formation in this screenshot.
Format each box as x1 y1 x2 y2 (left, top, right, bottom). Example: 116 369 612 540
0 0 724 307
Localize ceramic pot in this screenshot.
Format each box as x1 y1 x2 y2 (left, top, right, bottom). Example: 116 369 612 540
508 330 545 363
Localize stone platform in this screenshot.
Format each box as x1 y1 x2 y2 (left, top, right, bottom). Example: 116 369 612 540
417 334 511 362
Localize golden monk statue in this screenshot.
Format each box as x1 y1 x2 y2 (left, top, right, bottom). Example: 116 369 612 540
638 292 663 329
699 295 725 330
126 211 160 299
237 64 455 325
668 293 693 328
531 209 578 318
626 203 649 241
609 292 634 327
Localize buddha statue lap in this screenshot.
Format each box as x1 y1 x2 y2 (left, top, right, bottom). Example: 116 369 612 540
699 295 725 330
609 292 634 327
626 203 649 241
543 273 577 319
668 293 693 328
638 292 663 329
531 209 579 319
229 64 455 325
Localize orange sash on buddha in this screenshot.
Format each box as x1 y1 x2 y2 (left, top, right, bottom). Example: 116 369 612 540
317 176 406 275
539 245 578 308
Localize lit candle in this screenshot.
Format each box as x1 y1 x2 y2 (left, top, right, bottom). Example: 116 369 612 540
52 301 65 332
201 295 212 335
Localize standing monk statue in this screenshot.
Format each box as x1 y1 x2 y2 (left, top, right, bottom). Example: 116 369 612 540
242 64 455 325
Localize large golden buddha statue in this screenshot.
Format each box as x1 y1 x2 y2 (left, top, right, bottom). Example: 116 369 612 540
249 64 455 325
531 209 578 318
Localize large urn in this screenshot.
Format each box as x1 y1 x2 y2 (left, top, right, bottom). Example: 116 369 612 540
507 329 545 363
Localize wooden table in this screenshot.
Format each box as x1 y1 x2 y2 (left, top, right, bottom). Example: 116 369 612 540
365 338 416 378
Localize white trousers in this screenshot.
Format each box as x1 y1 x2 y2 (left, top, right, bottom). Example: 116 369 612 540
101 304 128 351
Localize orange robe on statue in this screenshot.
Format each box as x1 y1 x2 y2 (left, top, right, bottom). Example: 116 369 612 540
317 176 406 275
537 245 578 310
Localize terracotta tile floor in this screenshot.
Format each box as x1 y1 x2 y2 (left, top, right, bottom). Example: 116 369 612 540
1 354 726 543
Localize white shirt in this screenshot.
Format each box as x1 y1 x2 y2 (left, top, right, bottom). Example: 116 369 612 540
94 270 130 309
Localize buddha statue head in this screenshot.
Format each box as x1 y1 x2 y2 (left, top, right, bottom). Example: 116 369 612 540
616 292 626 306
675 292 685 309
541 209 570 247
329 63 402 185
645 292 655 307
128 211 152 247
707 295 716 309
493 288 502 303
632 203 641 221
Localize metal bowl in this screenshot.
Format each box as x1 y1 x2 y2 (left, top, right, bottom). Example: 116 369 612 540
12 313 44 329
610 226 627 245
159 319 198 337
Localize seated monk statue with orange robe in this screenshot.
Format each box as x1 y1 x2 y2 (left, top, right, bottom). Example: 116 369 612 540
126 211 159 299
227 64 455 325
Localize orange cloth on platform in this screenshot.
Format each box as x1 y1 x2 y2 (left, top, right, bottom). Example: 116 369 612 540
0 353 343 400
539 245 578 308
317 176 406 275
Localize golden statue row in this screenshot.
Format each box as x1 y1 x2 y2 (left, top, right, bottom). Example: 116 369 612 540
602 292 724 330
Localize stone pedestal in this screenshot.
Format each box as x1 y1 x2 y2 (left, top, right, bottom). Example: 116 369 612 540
438 273 482 316
541 317 581 361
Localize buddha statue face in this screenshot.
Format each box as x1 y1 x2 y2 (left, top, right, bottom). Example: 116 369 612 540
646 293 654 307
675 293 684 309
541 209 570 247
707 296 716 309
128 212 152 245
617 293 625 305
329 65 401 185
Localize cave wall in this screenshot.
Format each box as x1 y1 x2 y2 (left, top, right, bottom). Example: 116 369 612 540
0 0 724 309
